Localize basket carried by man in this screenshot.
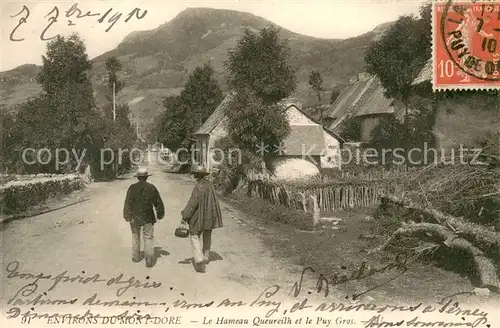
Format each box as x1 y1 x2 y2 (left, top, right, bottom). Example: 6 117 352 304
175 220 189 238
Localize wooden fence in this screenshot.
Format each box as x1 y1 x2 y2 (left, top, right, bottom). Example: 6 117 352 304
247 178 399 213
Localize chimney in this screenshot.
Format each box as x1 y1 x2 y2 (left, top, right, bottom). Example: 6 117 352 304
358 72 371 81
283 98 301 109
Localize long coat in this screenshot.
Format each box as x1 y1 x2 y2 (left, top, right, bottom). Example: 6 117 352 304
181 178 223 234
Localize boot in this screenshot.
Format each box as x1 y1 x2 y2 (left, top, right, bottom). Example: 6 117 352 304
194 261 206 273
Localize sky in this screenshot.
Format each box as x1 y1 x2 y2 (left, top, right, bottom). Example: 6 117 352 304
1 0 427 71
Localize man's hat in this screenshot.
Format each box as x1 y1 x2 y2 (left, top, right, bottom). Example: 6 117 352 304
134 166 152 177
191 163 210 175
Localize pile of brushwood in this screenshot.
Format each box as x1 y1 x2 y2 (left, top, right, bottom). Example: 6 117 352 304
371 160 500 292
402 163 499 226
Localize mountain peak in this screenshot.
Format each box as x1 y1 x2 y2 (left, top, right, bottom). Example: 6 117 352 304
3 7 395 130
112 7 311 62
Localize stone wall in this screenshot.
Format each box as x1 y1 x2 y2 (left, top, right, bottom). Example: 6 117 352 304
0 174 84 215
433 97 498 150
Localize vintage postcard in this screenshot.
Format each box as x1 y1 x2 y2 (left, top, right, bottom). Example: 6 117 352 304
1 0 499 327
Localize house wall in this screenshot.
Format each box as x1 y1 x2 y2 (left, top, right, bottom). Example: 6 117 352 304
360 115 381 142
359 114 394 143
434 98 499 150
194 136 208 168
288 105 342 169
208 117 229 149
205 117 229 170
199 105 344 172
321 131 342 169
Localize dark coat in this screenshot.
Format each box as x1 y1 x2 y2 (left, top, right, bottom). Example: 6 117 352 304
181 178 223 234
123 180 165 225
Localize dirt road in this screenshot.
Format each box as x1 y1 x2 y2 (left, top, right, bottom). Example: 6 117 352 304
1 158 309 324
3 158 500 327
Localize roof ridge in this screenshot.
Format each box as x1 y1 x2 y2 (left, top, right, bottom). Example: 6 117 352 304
330 77 376 130
193 92 237 135
350 76 375 108
330 84 359 112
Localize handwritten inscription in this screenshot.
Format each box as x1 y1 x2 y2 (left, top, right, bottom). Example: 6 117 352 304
9 3 147 42
5 293 490 327
3 261 492 327
289 252 411 300
5 261 161 298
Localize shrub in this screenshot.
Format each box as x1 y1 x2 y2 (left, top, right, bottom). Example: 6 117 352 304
230 192 313 231
401 165 500 227
372 201 406 235
212 136 263 194
338 116 362 142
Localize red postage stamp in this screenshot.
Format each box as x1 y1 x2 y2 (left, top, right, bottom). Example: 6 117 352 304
433 0 500 90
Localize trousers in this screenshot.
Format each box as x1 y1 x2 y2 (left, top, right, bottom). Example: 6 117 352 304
190 230 212 264
130 222 154 266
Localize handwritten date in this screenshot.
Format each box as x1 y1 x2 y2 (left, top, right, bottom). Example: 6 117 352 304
10 3 147 42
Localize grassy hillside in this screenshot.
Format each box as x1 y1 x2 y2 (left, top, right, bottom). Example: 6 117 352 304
0 8 392 132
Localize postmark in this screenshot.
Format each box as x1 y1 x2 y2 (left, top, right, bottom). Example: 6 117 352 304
433 0 500 90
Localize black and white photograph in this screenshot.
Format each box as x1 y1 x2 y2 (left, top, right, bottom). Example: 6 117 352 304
1 0 499 327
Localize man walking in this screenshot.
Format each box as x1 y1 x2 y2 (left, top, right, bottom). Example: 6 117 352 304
123 167 165 267
181 164 223 273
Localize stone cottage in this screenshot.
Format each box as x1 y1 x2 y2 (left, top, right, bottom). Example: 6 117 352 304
324 73 397 142
193 92 343 176
412 60 499 151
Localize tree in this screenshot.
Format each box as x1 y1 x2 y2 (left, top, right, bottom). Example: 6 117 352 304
37 34 99 148
1 34 106 174
180 63 223 128
224 26 296 158
309 70 324 102
226 26 297 105
105 56 124 101
156 63 223 151
309 70 325 124
102 56 134 179
226 90 290 154
339 117 362 142
365 4 431 118
330 88 341 104
368 101 436 166
0 111 19 173
35 34 103 171
156 95 193 150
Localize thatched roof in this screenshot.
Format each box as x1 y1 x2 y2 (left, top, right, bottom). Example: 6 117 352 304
412 59 432 85
353 82 393 116
194 91 237 135
281 125 326 156
326 74 394 130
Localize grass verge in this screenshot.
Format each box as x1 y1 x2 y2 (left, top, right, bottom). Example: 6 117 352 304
223 191 483 304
